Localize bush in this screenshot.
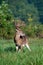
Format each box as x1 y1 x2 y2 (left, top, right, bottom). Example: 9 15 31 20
0 1 15 39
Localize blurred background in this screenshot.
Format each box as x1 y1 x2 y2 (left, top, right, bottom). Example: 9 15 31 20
0 0 43 39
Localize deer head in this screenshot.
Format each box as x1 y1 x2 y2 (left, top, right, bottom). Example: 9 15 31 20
14 21 25 28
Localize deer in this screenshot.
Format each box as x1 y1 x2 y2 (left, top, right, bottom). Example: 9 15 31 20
14 22 31 51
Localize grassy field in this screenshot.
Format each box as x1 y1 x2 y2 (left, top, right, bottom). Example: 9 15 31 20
0 38 43 65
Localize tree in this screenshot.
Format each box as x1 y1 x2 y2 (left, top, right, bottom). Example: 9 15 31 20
7 0 39 24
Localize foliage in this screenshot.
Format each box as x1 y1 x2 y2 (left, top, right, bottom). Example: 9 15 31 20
0 1 43 39
0 1 15 39
21 22 43 38
8 0 39 23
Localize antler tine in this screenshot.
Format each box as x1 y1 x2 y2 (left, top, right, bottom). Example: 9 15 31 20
14 22 20 28
14 20 25 27
21 23 25 26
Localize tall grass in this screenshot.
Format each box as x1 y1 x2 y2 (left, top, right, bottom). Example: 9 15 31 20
0 38 43 65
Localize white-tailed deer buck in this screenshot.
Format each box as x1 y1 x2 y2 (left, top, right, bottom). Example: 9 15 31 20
14 22 31 51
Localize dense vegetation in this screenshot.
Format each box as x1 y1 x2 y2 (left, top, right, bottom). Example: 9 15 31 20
5 0 43 24
0 1 15 39
0 1 43 39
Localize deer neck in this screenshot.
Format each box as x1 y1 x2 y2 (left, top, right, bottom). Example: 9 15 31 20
16 27 21 32
16 27 25 36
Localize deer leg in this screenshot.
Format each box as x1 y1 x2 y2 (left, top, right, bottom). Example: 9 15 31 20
18 45 21 51
25 44 31 52
15 43 19 51
16 46 19 51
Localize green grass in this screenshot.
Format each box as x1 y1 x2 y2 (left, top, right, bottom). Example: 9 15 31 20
0 38 43 65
